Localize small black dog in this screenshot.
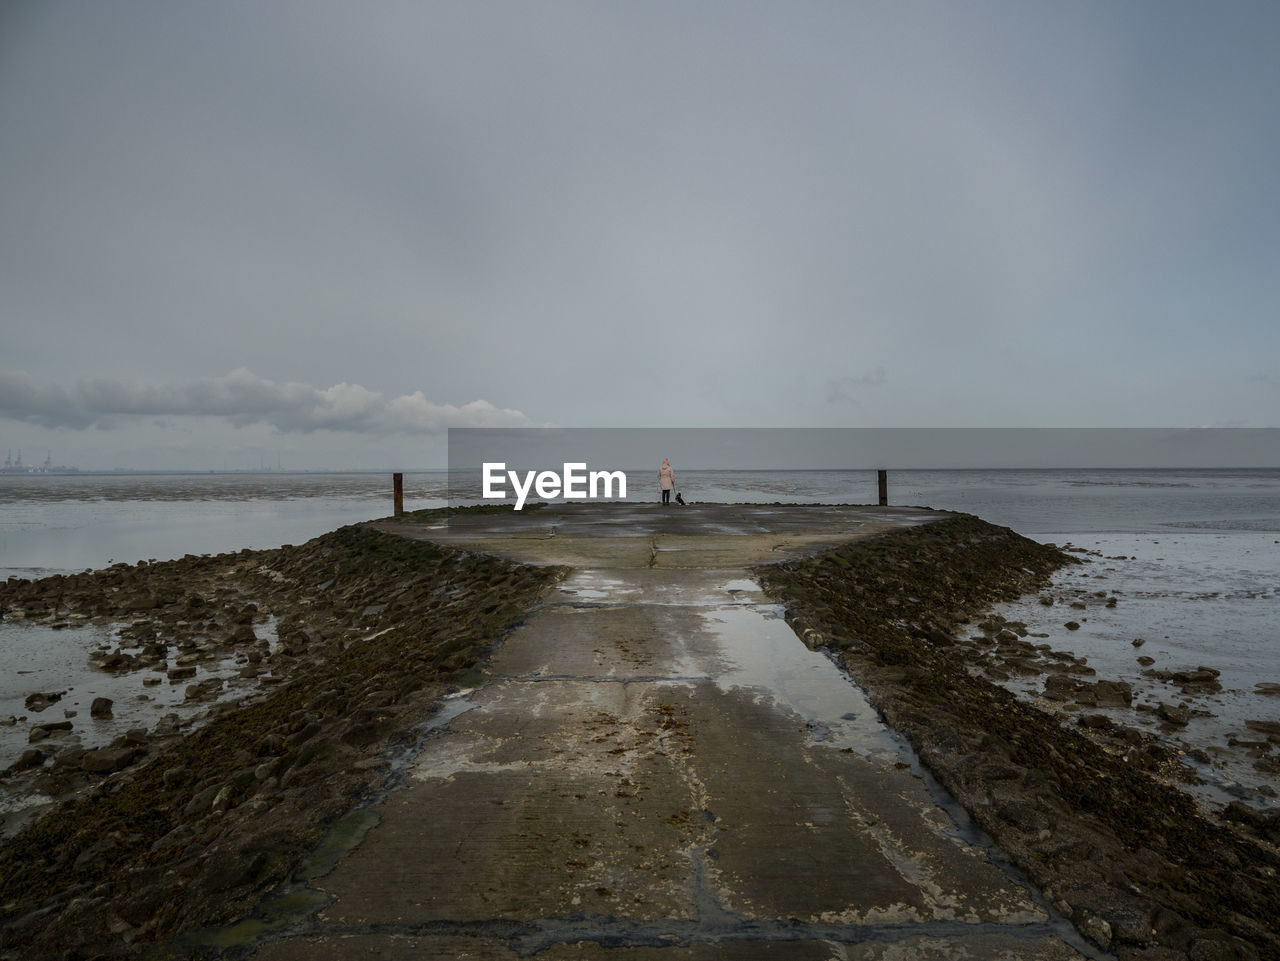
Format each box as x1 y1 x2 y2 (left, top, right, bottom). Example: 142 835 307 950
675 492 686 505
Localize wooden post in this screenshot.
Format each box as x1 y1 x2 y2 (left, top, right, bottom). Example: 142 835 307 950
877 469 888 507
393 472 404 516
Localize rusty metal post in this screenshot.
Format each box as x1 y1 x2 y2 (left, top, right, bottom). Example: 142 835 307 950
877 469 888 507
393 472 404 516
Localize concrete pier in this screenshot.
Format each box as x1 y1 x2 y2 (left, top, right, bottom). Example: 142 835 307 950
245 504 1094 959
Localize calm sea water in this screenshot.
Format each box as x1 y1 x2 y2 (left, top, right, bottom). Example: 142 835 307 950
2 468 1277 807
0 472 449 580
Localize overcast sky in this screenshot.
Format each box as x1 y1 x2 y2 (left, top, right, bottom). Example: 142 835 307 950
2 1 1278 470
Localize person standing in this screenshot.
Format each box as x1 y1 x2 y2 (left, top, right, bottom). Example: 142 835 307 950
658 458 675 504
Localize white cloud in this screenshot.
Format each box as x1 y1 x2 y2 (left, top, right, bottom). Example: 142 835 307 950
0 368 531 434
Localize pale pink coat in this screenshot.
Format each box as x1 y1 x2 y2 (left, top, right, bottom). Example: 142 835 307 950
658 460 675 491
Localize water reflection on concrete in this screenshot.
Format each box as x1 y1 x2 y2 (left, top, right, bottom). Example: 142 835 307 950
701 579 908 762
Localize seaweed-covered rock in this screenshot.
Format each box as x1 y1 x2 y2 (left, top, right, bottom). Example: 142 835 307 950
757 514 1279 961
23 692 62 713
0 520 564 960
80 746 143 774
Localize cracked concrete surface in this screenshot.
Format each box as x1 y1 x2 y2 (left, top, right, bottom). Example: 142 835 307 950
231 504 1096 959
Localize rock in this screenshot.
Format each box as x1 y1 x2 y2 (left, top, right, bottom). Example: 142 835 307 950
167 666 197 681
1117 726 1145 746
1044 673 1078 701
1244 719 1280 737
1039 595 1054 605
211 784 234 813
183 783 220 817
1172 667 1222 693
29 720 73 742
1255 682 1280 696
1132 637 1145 647
190 844 268 897
1104 898 1158 946
1156 703 1190 727
997 799 1049 833
1065 621 1081 631
7 748 46 772
90 697 113 718
1137 656 1155 666
1092 679 1133 708
1080 915 1113 951
120 592 159 613
1222 801 1268 829
80 745 142 773
254 759 279 781
89 649 136 671
286 721 324 748
54 747 87 770
185 677 224 701
24 691 64 713
1188 935 1257 960
1046 676 1131 709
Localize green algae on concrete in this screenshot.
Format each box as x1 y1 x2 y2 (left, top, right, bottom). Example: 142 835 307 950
294 808 381 884
161 887 331 958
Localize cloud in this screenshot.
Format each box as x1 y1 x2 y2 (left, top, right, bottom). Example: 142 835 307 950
826 367 888 405
0 368 531 434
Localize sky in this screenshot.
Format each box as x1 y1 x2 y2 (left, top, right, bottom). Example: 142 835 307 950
1 1 1278 470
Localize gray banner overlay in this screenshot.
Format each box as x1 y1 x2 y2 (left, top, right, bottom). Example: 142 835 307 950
446 428 1280 508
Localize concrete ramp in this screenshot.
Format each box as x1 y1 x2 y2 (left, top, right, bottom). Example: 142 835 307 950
246 505 1096 959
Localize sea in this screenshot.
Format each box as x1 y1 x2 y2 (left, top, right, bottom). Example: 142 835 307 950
2 468 1278 810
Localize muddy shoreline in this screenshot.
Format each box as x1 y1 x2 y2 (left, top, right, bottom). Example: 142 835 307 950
756 514 1280 961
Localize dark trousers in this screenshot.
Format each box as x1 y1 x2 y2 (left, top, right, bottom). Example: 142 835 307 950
662 489 671 504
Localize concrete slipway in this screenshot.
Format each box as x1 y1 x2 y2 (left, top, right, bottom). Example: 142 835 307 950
238 503 1101 960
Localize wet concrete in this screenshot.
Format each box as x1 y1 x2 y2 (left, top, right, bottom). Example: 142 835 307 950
224 505 1096 959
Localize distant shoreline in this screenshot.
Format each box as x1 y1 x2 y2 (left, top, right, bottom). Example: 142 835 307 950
4 466 1280 477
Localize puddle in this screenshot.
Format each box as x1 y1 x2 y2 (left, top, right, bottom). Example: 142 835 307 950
563 572 636 601
701 581 909 762
0 617 281 770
